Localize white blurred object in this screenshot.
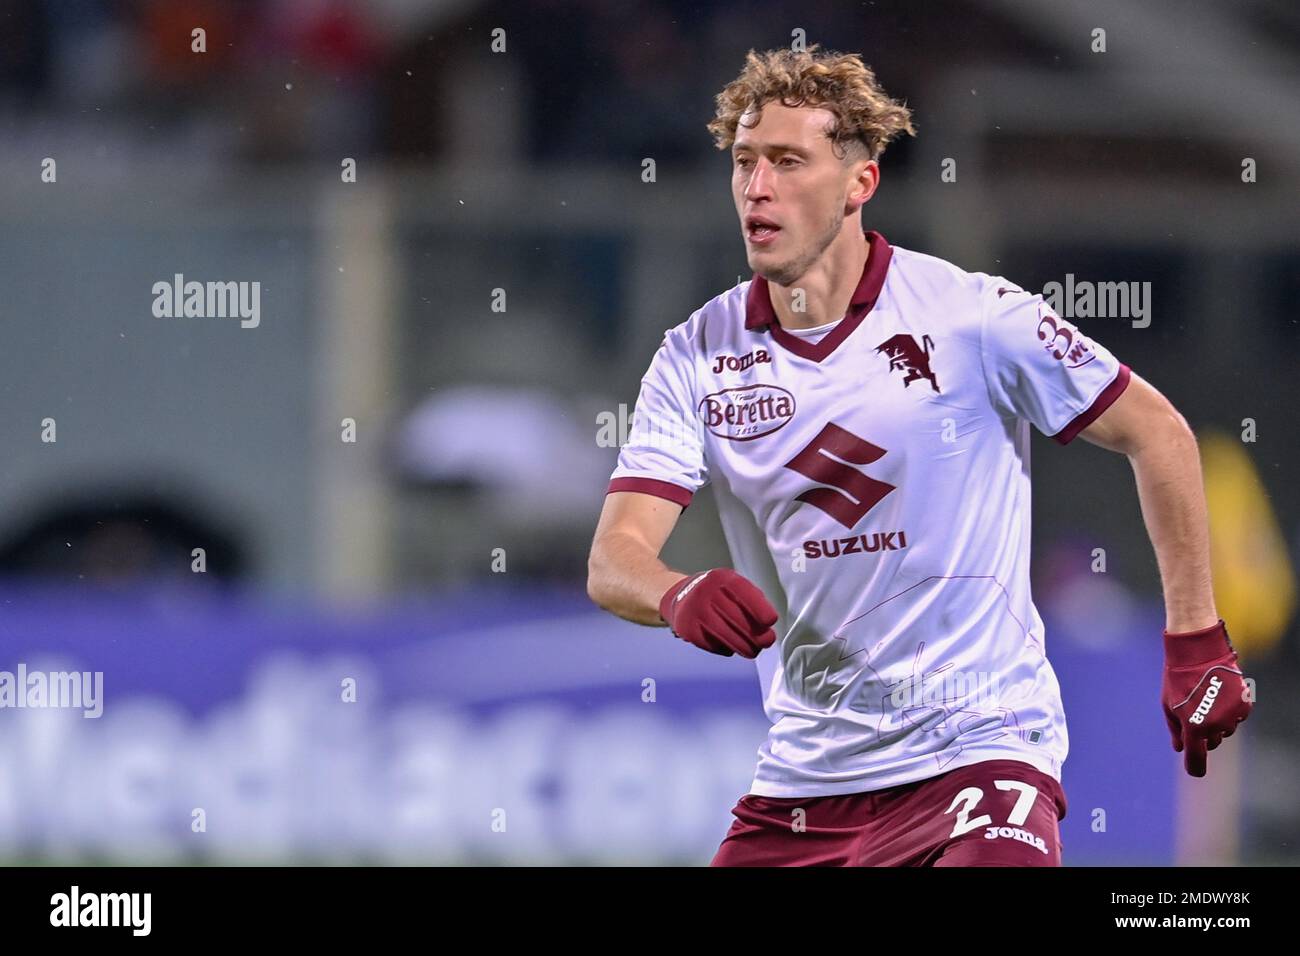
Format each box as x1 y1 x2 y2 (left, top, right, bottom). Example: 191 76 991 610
393 385 612 524
1050 573 1143 650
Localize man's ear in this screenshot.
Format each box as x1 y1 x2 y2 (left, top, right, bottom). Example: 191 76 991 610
848 160 879 212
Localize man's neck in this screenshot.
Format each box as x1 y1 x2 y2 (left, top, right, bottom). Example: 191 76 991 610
767 227 869 332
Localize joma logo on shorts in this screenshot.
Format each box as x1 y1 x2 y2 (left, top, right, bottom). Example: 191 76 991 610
983 825 1048 855
1188 675 1223 725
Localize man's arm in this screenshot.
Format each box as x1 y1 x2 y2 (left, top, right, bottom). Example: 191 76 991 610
981 278 1251 775
590 323 777 655
587 490 779 657
1076 370 1252 776
587 490 689 626
1076 371 1218 632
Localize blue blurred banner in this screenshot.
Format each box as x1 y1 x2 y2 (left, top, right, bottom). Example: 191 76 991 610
0 583 1174 864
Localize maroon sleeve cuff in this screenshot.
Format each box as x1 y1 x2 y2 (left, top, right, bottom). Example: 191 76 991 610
1052 363 1132 445
606 477 694 509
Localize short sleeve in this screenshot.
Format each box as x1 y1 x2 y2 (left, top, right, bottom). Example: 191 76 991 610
606 328 709 508
979 278 1131 444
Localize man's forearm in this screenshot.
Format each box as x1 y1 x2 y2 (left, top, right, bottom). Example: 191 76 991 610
1127 422 1219 632
588 531 689 626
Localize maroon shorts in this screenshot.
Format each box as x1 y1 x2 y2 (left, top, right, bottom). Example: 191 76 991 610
711 759 1067 867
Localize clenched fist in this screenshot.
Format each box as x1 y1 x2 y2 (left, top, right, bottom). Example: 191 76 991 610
659 569 778 659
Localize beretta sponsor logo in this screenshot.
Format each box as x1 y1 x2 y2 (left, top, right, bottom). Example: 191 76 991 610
699 384 795 442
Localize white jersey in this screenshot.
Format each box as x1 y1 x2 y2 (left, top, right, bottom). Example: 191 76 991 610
608 229 1131 797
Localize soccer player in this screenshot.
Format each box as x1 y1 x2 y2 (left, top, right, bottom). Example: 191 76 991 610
586 46 1253 866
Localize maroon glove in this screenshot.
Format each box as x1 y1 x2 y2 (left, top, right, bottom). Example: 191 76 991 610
1162 619 1253 777
659 569 778 659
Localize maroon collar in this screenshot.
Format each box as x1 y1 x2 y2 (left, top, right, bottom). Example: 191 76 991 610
744 229 893 363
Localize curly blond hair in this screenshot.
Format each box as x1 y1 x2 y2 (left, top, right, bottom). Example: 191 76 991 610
707 45 916 162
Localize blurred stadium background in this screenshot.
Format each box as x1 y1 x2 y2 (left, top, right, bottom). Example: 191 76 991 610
0 0 1296 865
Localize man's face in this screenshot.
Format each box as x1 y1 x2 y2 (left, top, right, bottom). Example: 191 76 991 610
731 101 872 286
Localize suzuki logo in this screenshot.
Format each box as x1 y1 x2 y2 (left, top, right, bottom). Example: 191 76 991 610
784 423 895 529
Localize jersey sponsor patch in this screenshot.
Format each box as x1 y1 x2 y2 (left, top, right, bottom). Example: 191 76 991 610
699 384 795 442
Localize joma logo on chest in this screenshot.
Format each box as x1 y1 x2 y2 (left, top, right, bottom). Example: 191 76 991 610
712 348 772 374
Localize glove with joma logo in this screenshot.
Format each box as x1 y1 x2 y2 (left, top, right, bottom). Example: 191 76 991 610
1161 619 1253 777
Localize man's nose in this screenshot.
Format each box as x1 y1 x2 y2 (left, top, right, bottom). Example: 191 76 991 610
743 159 774 200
